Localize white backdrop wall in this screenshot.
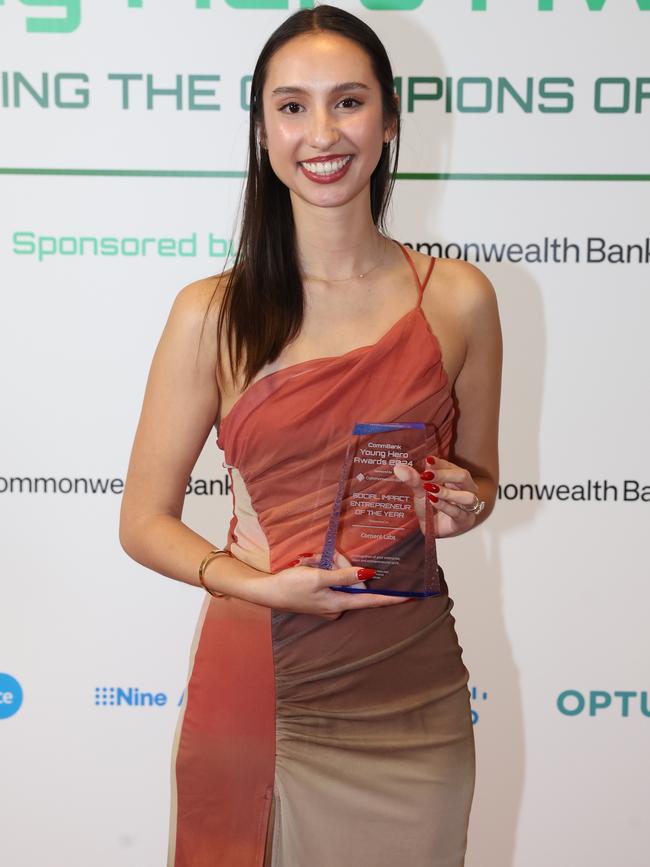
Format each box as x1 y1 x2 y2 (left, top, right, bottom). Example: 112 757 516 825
1 2 649 866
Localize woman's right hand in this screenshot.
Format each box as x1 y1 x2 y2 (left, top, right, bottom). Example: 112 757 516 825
246 550 412 620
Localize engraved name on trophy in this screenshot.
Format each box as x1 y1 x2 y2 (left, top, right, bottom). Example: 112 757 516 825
319 422 441 598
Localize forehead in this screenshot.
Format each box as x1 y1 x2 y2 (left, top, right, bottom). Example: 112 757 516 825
264 32 377 94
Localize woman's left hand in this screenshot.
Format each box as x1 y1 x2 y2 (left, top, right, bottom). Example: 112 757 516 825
393 455 483 538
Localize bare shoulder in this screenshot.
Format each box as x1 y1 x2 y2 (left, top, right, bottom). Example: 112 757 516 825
170 269 232 327
159 270 235 389
408 248 498 321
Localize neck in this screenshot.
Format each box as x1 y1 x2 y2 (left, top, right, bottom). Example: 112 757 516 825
290 187 386 282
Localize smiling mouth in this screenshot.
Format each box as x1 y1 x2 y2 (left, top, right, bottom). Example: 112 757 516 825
299 155 353 176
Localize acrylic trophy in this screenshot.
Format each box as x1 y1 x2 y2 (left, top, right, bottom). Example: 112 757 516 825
318 422 441 598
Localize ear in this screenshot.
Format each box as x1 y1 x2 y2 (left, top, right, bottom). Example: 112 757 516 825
383 119 397 145
384 91 399 143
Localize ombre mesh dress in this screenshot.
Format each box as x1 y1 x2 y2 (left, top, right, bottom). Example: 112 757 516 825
167 243 475 867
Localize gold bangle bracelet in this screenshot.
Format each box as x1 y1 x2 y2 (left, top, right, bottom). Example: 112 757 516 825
198 548 231 599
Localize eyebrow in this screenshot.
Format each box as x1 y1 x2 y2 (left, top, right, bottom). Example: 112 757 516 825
270 81 370 97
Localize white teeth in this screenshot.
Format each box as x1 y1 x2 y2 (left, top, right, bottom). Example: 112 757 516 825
301 155 352 175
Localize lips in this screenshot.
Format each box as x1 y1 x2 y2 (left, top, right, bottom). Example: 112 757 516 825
299 155 354 184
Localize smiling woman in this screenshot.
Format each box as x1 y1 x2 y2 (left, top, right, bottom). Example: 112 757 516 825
203 9 404 391
264 60 388 197
118 5 502 867
263 43 391 210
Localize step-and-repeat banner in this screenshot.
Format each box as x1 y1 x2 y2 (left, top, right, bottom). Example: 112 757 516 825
1 2 648 866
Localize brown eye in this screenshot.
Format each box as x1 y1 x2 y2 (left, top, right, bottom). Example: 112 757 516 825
281 102 303 114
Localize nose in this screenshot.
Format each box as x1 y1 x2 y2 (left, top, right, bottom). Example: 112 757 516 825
306 105 340 150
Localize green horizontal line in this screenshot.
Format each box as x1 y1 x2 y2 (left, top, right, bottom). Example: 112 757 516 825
0 167 648 181
399 172 650 181
0 167 245 178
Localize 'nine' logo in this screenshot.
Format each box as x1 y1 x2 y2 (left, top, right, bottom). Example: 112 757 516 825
95 686 168 707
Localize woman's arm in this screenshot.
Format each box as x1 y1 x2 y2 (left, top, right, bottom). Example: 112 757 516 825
437 260 503 534
399 257 503 539
118 276 262 594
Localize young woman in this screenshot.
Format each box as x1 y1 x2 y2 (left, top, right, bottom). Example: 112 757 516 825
120 6 501 866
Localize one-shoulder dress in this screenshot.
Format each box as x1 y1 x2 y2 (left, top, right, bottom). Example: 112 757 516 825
167 243 475 867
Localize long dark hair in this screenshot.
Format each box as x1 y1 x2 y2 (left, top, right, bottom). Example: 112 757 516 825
205 4 401 392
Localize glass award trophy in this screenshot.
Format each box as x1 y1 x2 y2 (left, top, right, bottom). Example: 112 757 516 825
319 422 441 598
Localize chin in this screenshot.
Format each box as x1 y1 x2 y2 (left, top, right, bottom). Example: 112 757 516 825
291 179 372 210
299 192 362 211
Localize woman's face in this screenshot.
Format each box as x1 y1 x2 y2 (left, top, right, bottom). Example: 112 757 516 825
260 31 394 211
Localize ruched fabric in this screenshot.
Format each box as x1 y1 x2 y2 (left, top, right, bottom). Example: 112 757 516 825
168 243 475 867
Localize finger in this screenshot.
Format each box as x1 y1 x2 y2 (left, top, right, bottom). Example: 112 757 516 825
343 592 413 609
316 565 377 589
394 462 429 506
277 551 316 570
422 455 478 490
427 486 479 511
392 462 421 486
423 454 452 469
425 490 475 520
421 465 478 493
332 549 352 568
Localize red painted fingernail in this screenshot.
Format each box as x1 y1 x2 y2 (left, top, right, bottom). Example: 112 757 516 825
420 471 435 480
285 558 301 568
298 552 313 557
426 456 436 465
357 568 376 579
426 492 439 503
423 483 440 493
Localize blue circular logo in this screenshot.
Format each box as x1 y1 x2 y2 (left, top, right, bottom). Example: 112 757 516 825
0 673 23 719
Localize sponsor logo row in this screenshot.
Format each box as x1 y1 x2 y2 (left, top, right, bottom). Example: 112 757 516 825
10 232 650 265
2 476 649 502
4 676 650 721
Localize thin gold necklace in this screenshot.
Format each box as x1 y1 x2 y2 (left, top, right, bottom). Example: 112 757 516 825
301 236 391 283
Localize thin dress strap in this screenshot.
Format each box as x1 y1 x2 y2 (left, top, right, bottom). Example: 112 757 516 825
395 241 435 306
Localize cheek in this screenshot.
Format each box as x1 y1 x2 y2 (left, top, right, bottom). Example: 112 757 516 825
266 126 301 179
347 114 385 148
266 120 300 153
